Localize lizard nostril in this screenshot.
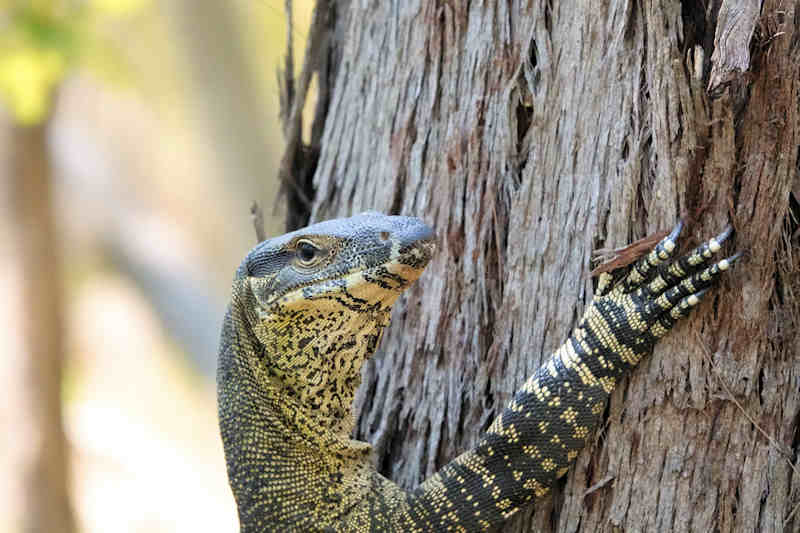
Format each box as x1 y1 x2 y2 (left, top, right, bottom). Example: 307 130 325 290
379 231 391 242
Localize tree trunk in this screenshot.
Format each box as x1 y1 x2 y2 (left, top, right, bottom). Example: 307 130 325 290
282 1 800 531
6 117 76 533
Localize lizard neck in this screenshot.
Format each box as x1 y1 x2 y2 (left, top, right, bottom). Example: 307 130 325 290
238 275 393 435
217 302 377 529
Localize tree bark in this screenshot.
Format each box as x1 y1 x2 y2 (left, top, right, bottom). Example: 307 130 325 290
282 1 800 531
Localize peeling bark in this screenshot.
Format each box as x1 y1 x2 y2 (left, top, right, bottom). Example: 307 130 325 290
708 0 761 92
282 1 800 530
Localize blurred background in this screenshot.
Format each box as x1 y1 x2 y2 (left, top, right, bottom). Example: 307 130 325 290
0 1 314 531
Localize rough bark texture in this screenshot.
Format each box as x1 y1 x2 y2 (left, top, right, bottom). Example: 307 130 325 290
282 1 800 530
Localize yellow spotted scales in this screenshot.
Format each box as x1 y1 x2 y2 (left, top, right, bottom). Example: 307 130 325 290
217 213 739 532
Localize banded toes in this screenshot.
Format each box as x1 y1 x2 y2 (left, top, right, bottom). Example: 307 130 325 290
627 222 740 339
586 222 741 362
621 219 686 290
403 222 739 531
645 224 734 292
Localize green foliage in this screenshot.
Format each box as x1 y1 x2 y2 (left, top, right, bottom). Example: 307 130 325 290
0 0 146 124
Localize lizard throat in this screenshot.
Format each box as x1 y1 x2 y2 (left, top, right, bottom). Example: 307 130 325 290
245 245 432 435
254 304 391 435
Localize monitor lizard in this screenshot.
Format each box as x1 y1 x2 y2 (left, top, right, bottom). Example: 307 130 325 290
217 212 739 532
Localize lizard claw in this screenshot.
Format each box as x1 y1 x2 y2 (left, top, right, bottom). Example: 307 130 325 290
591 223 740 351
622 220 684 290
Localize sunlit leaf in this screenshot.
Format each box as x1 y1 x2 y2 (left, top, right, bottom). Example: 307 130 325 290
90 0 150 17
0 1 148 123
0 47 65 123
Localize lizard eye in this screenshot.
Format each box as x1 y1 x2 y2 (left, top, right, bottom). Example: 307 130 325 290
295 239 320 266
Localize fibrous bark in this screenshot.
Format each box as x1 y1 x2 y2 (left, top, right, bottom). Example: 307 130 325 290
281 1 800 530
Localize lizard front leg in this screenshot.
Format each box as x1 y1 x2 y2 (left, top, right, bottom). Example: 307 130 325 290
402 222 740 531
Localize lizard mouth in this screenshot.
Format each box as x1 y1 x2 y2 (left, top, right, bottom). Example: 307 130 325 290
395 238 436 271
381 222 436 286
341 231 435 306
308 225 436 308
392 219 436 267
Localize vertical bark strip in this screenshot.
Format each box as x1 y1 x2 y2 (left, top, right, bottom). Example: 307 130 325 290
285 0 800 530
708 0 761 92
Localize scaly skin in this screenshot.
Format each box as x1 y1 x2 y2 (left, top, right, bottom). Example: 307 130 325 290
217 212 739 532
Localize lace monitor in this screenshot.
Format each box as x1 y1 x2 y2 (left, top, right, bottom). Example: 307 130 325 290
217 212 739 532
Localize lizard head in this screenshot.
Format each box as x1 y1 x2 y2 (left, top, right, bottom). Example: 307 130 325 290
231 212 435 430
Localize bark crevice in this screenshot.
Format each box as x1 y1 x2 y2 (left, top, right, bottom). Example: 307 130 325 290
280 0 800 530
